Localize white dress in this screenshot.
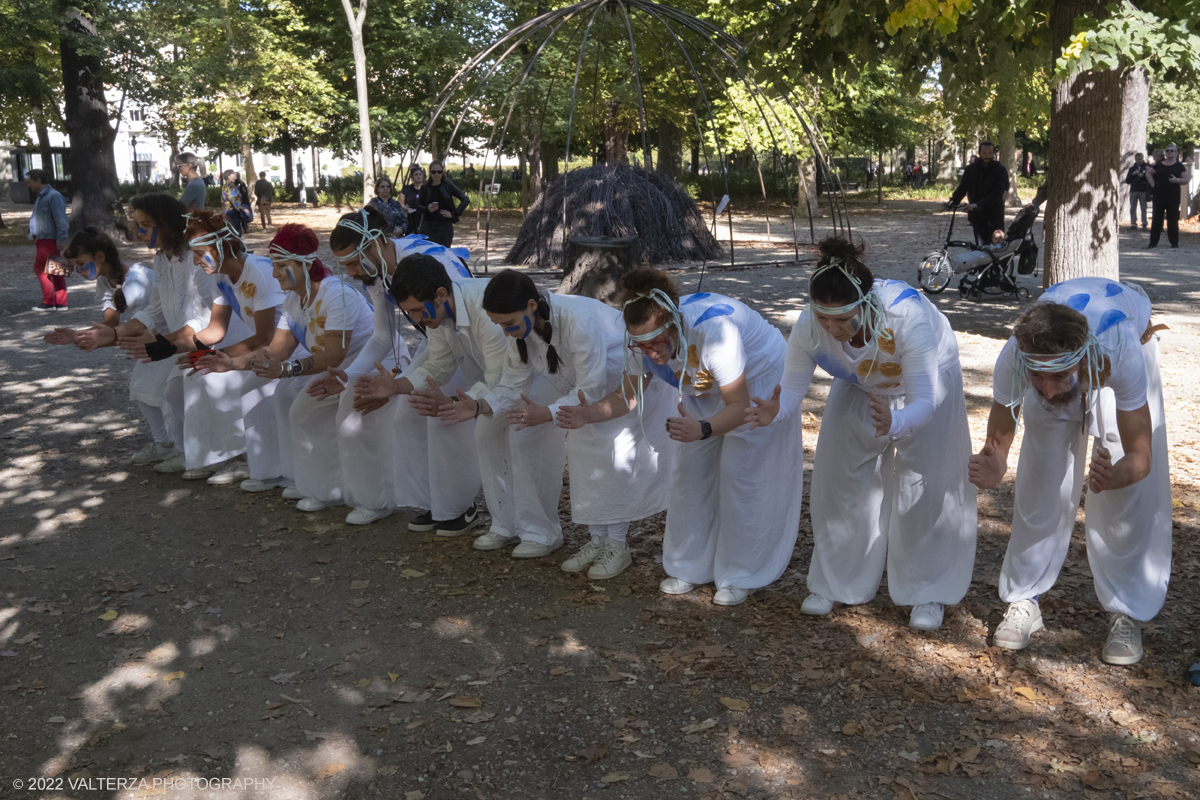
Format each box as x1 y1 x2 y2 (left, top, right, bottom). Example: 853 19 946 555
183 255 284 469
313 237 470 509
237 276 374 483
131 249 215 453
392 277 508 520
993 277 1170 621
482 293 675 546
634 292 803 590
780 279 977 607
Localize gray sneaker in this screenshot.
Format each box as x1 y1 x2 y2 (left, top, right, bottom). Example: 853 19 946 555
561 536 604 573
1101 613 1143 665
993 600 1044 650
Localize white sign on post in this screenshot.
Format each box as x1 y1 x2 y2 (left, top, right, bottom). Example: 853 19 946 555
485 184 502 195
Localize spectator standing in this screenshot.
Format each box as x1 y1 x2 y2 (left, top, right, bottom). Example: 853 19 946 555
1147 145 1188 248
176 153 207 209
1124 153 1150 230
26 168 70 311
221 170 253 235
368 175 407 236
417 160 470 247
948 141 1011 247
913 161 924 187
401 166 425 236
253 171 275 230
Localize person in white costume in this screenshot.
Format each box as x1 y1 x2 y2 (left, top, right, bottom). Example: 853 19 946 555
114 194 216 473
172 210 285 484
300 207 468 523
557 269 801 604
353 253 508 536
745 237 977 631
969 277 1170 665
464 270 675 572
191 224 374 495
42 227 179 463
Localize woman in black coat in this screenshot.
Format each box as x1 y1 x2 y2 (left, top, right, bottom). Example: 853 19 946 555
416 160 469 247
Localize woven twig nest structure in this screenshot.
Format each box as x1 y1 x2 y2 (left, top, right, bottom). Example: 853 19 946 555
507 163 721 270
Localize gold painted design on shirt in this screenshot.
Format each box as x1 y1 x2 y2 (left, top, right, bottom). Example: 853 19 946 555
878 329 896 355
879 362 902 378
875 381 901 390
242 281 258 299
857 359 879 378
686 344 700 368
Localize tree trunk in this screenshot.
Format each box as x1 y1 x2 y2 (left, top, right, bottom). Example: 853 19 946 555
283 147 294 192
32 102 54 174
559 235 639 306
239 129 256 188
995 112 1023 207
340 0 375 200
604 98 629 165
166 116 181 186
1043 0 1123 284
690 140 700 175
541 139 559 184
657 121 682 181
59 2 122 234
1119 68 1149 223
521 120 542 210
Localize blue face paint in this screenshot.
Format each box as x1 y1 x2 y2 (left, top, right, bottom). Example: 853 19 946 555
283 266 297 288
521 315 532 339
850 316 861 332
201 252 218 270
423 301 438 321
81 261 98 280
148 226 158 248
443 300 455 321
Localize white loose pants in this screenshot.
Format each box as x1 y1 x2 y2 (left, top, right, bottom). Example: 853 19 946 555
182 369 248 468
475 412 567 547
240 374 309 481
663 372 804 591
807 365 978 607
999 338 1171 621
289 386 346 503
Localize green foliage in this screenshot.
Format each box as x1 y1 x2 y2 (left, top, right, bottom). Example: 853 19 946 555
0 0 63 141
1058 1 1200 79
1148 76 1200 145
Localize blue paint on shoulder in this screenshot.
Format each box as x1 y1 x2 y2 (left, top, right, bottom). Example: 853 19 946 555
680 293 711 306
1096 308 1127 335
643 355 679 388
693 303 735 327
1105 282 1124 297
1065 293 1090 311
216 279 241 318
385 293 397 307
888 287 920 308
289 320 308 346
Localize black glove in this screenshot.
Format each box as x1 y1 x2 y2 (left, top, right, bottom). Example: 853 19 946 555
193 336 214 352
146 334 178 362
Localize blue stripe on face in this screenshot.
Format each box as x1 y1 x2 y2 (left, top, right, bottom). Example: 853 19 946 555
423 301 437 320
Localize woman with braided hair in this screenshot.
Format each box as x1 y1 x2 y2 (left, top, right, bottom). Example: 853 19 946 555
192 223 374 494
462 270 674 573
747 237 976 631
171 210 284 484
557 269 801 605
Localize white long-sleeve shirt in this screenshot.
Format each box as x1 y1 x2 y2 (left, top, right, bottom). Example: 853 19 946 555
484 292 627 416
131 249 212 335
402 277 510 401
96 264 166 330
777 279 958 439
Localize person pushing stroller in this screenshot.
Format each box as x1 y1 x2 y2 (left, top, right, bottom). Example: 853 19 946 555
947 141 1010 247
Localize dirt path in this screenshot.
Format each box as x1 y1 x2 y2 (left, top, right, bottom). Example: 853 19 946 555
1 200 1199 800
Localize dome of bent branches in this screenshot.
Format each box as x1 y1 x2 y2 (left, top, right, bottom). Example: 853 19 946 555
507 162 722 270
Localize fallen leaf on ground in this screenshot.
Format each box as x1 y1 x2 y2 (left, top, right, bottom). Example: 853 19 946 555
466 736 485 746
449 696 482 708
680 718 716 734
648 763 678 780
270 671 299 685
1082 771 1106 790
688 767 714 783
236 576 255 584
1013 687 1046 701
575 742 607 764
720 697 750 712
378 765 398 776
1111 709 1144 727
356 678 371 687
600 772 630 783
163 671 185 683
98 610 118 621
405 792 425 800
388 672 399 682
14 632 39 645
400 569 424 578
316 762 344 780
841 721 862 735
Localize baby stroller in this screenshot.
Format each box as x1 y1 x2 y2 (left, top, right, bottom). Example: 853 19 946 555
917 203 1040 301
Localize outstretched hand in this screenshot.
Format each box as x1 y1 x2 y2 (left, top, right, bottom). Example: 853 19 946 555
44 327 76 346
117 330 157 362
745 385 781 430
438 389 479 426
74 322 115 353
306 367 349 401
352 362 396 415
556 390 591 430
666 402 703 442
868 391 892 438
409 376 450 417
968 443 1006 490
507 393 551 430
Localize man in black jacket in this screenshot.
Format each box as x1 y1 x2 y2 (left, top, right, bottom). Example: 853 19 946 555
1124 153 1149 230
949 141 1010 246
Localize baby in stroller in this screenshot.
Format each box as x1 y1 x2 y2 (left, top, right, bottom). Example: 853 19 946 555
918 202 1040 301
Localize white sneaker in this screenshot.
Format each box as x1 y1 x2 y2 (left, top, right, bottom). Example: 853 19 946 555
132 442 173 466
240 477 288 492
153 451 187 473
181 463 219 480
513 540 561 559
561 537 604 573
1101 613 1143 666
993 600 1044 650
345 507 393 526
910 602 945 631
800 593 835 615
586 540 631 580
207 461 250 486
296 497 339 512
281 486 304 500
659 577 696 595
713 586 752 606
473 531 518 551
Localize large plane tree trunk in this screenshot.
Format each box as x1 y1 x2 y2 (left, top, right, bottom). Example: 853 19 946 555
1043 0 1123 284
59 1 122 234
341 0 375 199
1118 68 1149 226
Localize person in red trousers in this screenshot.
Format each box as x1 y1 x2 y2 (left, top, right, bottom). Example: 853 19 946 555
26 169 70 311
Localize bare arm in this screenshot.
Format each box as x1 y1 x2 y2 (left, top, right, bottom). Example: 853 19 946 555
1089 403 1153 493
224 306 279 357
968 401 1018 489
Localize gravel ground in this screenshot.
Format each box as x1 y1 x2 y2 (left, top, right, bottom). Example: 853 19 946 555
1 197 1199 800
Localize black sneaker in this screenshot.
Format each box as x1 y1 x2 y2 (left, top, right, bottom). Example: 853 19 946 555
32 303 65 312
407 510 437 532
436 505 480 538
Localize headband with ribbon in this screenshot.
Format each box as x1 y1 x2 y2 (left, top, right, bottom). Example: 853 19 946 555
334 209 390 287
187 217 243 274
1006 333 1107 425
806 257 893 362
622 289 688 432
